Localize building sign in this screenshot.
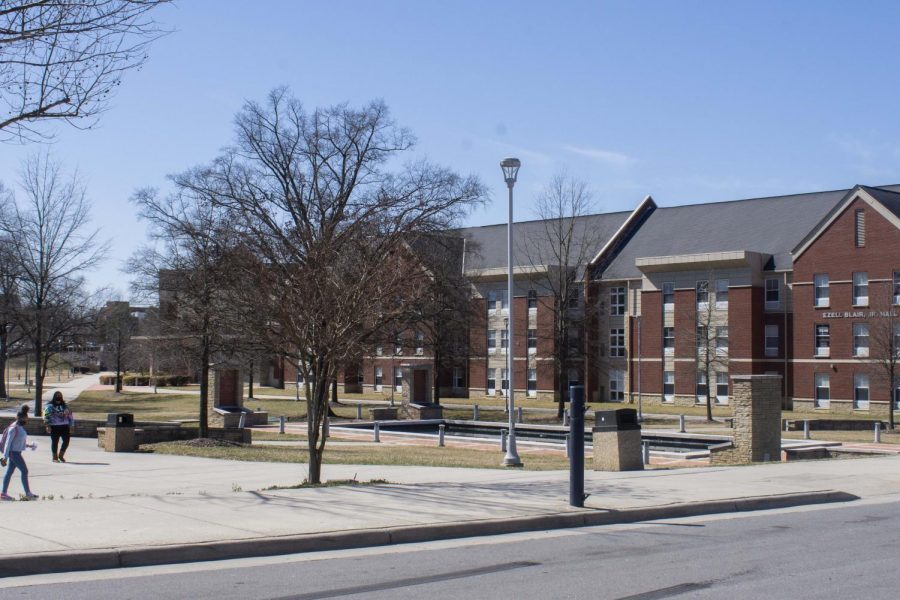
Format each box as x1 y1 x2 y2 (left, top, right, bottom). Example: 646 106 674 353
822 311 899 319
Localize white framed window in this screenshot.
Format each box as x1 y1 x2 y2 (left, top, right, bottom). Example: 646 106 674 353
895 324 900 358
716 372 729 405
610 328 625 357
374 367 383 391
610 287 626 315
453 367 464 389
854 373 869 409
696 325 708 351
895 378 900 411
527 329 537 353
696 280 709 306
500 368 509 396
663 371 675 402
815 324 830 358
662 282 675 310
527 369 536 397
815 373 830 408
663 327 674 355
500 290 508 312
852 272 868 306
894 272 900 305
500 329 509 353
486 368 496 395
375 345 383 356
814 274 829 308
696 371 708 401
609 369 625 402
765 325 779 357
394 368 403 392
853 323 869 358
855 209 866 247
487 330 497 353
394 333 403 355
487 290 507 313
415 331 424 355
765 279 780 309
487 291 496 313
569 286 581 309
715 326 729 356
527 289 537 310
715 279 729 308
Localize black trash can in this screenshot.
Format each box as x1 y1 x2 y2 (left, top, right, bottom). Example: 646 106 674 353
594 408 640 432
107 413 134 427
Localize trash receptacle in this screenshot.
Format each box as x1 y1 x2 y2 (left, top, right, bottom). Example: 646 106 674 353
107 413 134 427
592 408 642 471
103 413 136 452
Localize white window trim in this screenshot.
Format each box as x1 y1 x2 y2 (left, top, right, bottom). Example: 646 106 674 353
853 323 869 358
765 279 780 309
715 280 729 310
715 373 729 405
663 282 675 312
854 374 870 410
765 325 778 358
815 374 830 408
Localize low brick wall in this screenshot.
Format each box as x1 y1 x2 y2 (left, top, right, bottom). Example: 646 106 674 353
3 417 251 445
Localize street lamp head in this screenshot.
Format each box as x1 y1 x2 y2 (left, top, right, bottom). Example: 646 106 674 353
500 157 521 187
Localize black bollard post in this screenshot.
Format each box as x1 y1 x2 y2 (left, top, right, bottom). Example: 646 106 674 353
569 385 585 508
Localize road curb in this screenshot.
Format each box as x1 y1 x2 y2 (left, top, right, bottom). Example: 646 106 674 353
0 489 857 578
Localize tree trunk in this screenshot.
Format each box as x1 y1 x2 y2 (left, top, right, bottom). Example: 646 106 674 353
890 371 896 431
34 343 43 416
198 350 210 438
432 350 441 405
0 330 7 399
307 367 330 484
115 339 123 394
247 361 254 399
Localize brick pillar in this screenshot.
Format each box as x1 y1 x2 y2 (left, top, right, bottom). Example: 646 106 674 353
712 374 782 464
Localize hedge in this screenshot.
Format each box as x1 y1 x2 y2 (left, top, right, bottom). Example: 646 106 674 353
99 374 193 387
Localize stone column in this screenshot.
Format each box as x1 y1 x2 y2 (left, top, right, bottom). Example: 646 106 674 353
711 374 782 464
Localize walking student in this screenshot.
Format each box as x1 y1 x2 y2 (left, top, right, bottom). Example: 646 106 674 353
44 391 75 463
1 406 38 501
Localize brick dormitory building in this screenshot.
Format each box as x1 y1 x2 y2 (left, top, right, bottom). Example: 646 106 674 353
273 184 900 417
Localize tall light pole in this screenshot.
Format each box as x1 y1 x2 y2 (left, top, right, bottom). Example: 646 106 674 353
501 157 523 467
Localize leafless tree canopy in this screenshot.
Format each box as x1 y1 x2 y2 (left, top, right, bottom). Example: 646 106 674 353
170 88 485 482
0 0 171 141
869 286 900 429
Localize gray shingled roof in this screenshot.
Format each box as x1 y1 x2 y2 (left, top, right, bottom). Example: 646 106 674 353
458 211 631 273
861 185 900 220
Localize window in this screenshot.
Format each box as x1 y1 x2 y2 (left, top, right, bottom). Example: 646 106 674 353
715 279 729 307
765 325 779 357
610 287 626 315
500 368 509 396
375 345 383 356
895 324 900 358
394 368 403 392
527 329 537 352
894 272 900 305
453 368 464 389
415 331 424 355
610 328 625 357
854 373 869 409
374 367 383 391
814 274 829 307
500 329 508 353
663 371 675 402
852 272 868 306
609 369 625 402
486 369 496 395
527 369 537 397
696 280 709 305
394 333 403 355
853 323 869 358
569 286 581 309
568 327 582 355
855 209 865 247
663 327 675 354
527 289 537 310
715 326 729 355
815 373 830 408
895 379 900 411
488 290 507 312
487 330 497 352
696 371 708 400
815 324 830 357
765 279 780 308
716 372 729 404
662 282 675 309
696 325 708 351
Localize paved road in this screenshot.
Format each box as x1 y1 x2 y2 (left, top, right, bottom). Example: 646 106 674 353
2 496 897 599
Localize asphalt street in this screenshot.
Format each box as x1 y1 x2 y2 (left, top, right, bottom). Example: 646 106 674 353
1 496 896 599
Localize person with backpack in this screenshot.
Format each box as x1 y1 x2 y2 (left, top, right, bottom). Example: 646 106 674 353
1 405 38 501
44 391 75 463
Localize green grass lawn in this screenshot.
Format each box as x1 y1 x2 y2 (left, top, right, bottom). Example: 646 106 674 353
145 439 569 470
69 390 203 421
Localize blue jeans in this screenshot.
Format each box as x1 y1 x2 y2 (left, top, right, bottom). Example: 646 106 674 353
3 452 32 495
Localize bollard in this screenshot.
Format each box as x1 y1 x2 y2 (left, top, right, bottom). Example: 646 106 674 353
373 421 381 443
279 415 286 435
473 404 480 421
563 409 570 427
803 420 810 440
678 414 685 433
643 441 650 465
875 422 882 444
501 429 508 452
517 406 524 424
438 424 445 447
356 404 363 420
569 385 585 508
565 434 571 458
323 416 329 439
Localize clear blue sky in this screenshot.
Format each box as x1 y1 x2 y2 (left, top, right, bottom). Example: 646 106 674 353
1 0 899 295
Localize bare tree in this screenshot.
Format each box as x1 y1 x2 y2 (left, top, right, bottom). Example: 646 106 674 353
0 153 106 414
869 285 900 430
172 89 485 483
98 300 138 393
519 174 602 418
0 232 23 399
0 0 171 142
695 276 727 422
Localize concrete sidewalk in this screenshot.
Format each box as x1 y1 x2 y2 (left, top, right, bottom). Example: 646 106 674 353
0 437 896 576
